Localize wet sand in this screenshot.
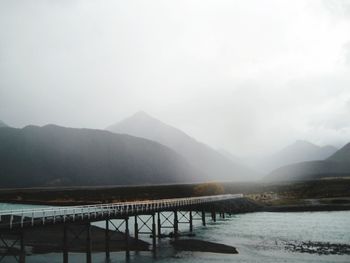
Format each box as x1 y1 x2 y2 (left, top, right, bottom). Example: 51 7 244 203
171 239 238 254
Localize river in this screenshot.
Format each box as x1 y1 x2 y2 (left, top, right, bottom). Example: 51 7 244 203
1 203 349 263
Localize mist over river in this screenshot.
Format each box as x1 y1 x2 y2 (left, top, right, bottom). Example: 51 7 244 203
1 203 349 263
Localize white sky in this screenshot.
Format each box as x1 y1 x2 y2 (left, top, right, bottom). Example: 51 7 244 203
1 0 350 156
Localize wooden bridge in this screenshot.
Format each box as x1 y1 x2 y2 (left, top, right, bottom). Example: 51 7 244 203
0 194 243 263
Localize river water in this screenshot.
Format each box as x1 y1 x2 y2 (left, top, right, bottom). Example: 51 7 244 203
1 203 349 263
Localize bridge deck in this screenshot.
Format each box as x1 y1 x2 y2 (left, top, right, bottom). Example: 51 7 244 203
0 194 242 230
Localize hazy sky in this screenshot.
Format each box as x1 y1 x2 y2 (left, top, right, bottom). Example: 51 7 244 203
1 0 350 156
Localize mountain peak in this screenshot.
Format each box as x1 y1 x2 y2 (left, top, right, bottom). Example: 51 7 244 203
275 140 319 156
107 112 258 181
128 111 159 122
266 141 350 181
258 139 338 173
291 140 337 151
278 139 338 157
107 111 169 134
133 110 152 118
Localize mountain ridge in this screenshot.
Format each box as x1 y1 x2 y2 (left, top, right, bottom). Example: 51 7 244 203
0 124 202 188
265 142 350 181
254 140 338 173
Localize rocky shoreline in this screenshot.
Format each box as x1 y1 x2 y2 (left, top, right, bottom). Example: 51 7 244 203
285 241 350 255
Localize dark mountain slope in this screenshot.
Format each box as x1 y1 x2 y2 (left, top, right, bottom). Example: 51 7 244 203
107 111 257 181
0 125 201 188
328 142 350 163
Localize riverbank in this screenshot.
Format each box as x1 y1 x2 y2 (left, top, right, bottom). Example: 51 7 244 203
263 203 350 212
1 179 350 213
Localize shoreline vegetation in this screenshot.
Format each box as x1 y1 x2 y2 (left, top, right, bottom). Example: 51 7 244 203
0 179 349 213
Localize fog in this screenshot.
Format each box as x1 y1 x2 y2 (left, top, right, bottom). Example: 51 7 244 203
1 0 350 156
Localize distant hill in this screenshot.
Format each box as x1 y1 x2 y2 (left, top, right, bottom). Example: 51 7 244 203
265 142 350 181
0 125 201 188
107 111 258 181
256 140 338 173
0 120 8 128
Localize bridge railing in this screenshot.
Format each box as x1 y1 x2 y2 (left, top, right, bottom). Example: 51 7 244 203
0 194 243 229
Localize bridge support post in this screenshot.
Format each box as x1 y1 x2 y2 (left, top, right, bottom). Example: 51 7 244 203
105 220 110 261
19 230 25 263
134 216 139 240
202 211 206 226
125 217 130 259
63 225 68 263
173 211 178 237
86 223 92 263
157 212 161 238
152 213 156 255
189 211 193 232
222 212 225 219
211 211 216 222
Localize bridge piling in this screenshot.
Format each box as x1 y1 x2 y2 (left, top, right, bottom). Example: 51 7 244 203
63 225 68 263
173 211 178 237
157 212 161 238
19 230 25 263
211 211 216 222
202 211 206 226
86 223 92 263
152 213 156 256
134 216 138 241
189 211 193 232
105 220 110 261
125 217 130 259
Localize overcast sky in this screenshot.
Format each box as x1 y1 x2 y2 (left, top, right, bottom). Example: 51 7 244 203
1 0 350 156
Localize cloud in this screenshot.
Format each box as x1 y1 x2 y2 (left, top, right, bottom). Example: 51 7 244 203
1 0 350 156
322 0 350 18
342 42 350 65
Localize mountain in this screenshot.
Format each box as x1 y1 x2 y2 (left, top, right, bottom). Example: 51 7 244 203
107 111 257 181
0 120 8 128
255 140 338 173
0 125 201 188
265 142 350 181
